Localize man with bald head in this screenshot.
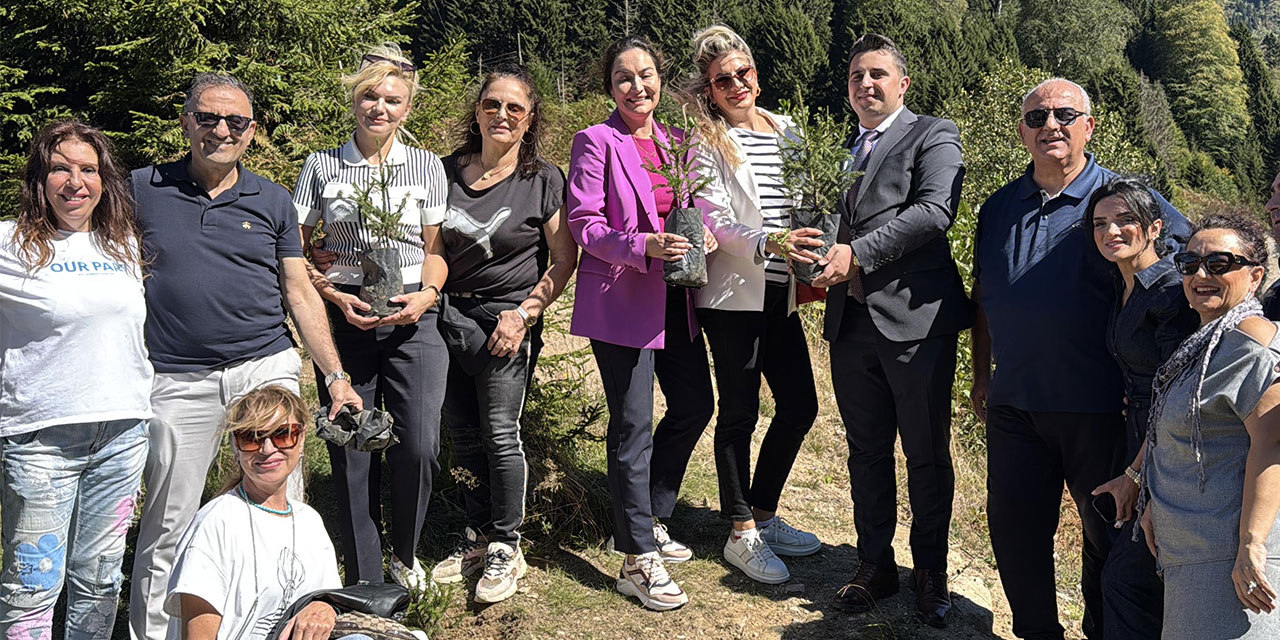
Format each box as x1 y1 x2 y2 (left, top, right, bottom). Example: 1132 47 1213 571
969 79 1189 639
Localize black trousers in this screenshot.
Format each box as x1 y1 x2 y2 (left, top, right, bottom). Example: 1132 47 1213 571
319 291 447 584
591 287 714 554
986 405 1126 640
830 302 957 571
1101 518 1162 640
699 284 818 521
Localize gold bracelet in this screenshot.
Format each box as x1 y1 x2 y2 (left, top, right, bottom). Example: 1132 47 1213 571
1124 466 1141 486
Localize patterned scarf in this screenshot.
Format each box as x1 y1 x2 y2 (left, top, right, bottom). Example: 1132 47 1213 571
1133 296 1263 540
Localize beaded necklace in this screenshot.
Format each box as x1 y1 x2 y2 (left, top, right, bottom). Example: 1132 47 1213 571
237 483 293 516
238 483 297 636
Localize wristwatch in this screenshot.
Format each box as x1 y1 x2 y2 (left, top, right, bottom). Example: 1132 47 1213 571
514 306 538 329
324 371 351 387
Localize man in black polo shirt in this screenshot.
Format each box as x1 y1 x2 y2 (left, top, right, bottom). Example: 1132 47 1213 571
127 73 360 640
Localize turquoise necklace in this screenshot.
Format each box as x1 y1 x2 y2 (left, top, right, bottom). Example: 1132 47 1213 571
236 483 293 516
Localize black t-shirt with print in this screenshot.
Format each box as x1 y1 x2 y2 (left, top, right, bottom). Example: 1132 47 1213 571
441 153 565 303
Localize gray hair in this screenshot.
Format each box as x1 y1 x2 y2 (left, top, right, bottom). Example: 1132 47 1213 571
1022 77 1091 113
182 73 255 116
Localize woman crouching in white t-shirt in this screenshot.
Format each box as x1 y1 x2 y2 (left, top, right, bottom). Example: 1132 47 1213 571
0 120 152 638
166 386 348 640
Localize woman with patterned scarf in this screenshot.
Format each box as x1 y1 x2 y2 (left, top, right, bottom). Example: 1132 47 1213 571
1137 210 1280 638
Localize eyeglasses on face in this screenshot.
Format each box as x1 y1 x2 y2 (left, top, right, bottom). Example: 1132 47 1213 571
1172 251 1261 276
233 423 303 452
362 54 416 74
1023 107 1087 129
479 98 529 122
711 65 757 93
185 111 254 134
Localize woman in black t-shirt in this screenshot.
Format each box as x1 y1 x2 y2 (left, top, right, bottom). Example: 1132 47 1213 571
429 67 577 604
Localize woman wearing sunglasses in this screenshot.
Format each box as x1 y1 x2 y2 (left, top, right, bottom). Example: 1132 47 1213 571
292 43 449 589
167 386 350 640
682 24 824 585
1136 211 1280 638
1083 178 1198 639
427 67 577 603
566 35 717 611
0 120 151 638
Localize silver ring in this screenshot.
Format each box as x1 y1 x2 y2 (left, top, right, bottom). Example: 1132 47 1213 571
1248 581 1259 594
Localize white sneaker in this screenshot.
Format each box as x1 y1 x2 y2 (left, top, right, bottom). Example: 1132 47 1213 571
758 516 821 556
390 554 428 590
431 527 487 584
474 541 527 603
616 552 689 611
723 528 790 584
606 520 693 563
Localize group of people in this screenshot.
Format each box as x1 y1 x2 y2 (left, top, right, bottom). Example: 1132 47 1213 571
2 22 1280 640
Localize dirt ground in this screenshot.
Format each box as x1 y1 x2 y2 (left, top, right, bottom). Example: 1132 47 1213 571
425 321 1089 640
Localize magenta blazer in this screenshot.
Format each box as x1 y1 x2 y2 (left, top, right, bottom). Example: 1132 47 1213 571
566 111 699 350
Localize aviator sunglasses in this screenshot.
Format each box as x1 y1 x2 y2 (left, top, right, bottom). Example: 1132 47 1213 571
1023 107 1087 129
712 65 757 92
480 98 529 122
1172 251 1261 276
185 112 254 134
233 423 304 452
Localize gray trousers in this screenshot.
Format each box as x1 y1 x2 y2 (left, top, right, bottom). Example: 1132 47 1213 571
129 348 302 640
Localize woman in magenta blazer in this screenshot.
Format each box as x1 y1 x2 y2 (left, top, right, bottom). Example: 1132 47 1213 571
566 36 715 612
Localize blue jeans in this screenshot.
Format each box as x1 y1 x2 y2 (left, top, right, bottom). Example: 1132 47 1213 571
0 419 148 640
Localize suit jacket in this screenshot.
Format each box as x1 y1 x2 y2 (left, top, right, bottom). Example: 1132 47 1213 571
566 110 699 349
694 108 799 314
823 107 975 343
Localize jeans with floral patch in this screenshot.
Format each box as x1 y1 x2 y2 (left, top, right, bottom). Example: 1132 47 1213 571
0 418 148 640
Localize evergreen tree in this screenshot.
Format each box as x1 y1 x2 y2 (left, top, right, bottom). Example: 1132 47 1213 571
1233 22 1280 195
1150 0 1252 170
737 0 829 106
1016 0 1137 86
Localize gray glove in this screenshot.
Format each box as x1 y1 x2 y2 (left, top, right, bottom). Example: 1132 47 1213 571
315 405 398 452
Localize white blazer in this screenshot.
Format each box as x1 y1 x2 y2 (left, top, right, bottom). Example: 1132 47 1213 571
694 108 799 314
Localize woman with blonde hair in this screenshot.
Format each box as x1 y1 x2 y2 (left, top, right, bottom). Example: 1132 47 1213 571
166 386 346 640
293 42 449 588
685 24 826 585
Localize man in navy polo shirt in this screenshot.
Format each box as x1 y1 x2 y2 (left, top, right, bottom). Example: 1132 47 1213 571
969 78 1190 640
127 73 361 640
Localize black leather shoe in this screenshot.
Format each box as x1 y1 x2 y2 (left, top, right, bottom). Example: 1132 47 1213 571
833 560 899 613
914 568 951 628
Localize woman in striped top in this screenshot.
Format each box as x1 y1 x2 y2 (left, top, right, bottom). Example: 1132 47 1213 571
292 43 449 590
687 25 826 585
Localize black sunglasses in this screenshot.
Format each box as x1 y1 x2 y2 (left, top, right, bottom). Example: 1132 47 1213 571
362 54 416 74
233 423 304 452
1023 107 1087 129
1172 251 1261 276
185 111 254 134
711 65 757 92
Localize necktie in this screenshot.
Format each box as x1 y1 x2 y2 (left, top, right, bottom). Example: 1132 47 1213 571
845 129 881 303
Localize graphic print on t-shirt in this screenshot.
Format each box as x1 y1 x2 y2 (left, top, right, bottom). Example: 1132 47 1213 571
443 204 513 259
249 546 305 638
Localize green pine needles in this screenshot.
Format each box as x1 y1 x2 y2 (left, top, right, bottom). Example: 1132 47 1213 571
778 101 859 214
642 109 711 209
354 141 410 247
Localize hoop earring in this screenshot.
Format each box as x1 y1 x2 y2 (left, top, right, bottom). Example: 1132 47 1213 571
522 130 535 145
469 121 481 135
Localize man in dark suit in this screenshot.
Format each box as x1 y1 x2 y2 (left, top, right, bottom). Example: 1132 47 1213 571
812 33 974 628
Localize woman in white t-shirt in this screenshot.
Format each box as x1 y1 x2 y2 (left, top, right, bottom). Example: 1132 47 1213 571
0 120 152 639
167 386 344 640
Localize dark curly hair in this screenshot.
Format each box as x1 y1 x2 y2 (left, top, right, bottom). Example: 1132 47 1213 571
1083 176 1168 256
599 36 666 97
14 120 140 272
1190 208 1271 284
454 66 545 179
